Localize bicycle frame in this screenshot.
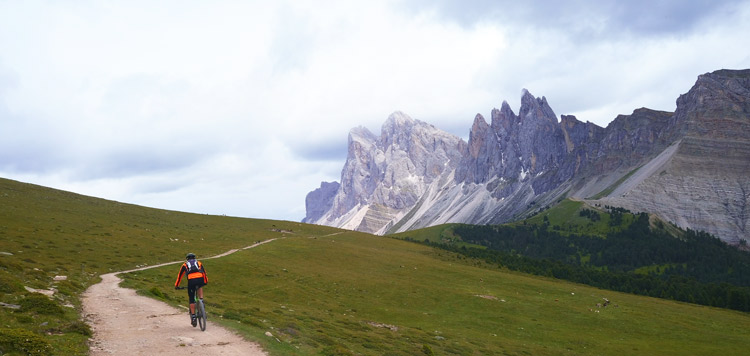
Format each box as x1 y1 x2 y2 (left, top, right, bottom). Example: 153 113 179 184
175 285 207 331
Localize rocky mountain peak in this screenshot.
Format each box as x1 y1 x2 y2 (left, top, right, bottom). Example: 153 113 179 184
305 111 466 233
384 110 414 126
559 114 583 130
519 89 558 124
302 181 340 224
305 69 749 244
491 101 517 137
602 69 750 245
559 114 583 153
673 69 750 141
472 113 488 128
468 113 490 159
677 69 750 112
381 111 415 143
499 100 514 115
348 126 377 146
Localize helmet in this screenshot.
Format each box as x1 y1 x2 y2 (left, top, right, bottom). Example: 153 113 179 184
186 253 196 260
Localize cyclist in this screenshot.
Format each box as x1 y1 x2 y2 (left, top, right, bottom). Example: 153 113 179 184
174 252 208 326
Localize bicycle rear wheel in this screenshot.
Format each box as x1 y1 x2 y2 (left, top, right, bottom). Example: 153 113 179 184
197 299 207 331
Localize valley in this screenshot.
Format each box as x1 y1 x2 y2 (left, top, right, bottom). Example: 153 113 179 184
2 177 750 355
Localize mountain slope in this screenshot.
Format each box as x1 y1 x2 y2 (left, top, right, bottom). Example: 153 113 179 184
391 199 750 312
123 229 750 356
0 177 333 355
2 177 750 355
304 69 750 244
303 111 466 234
598 69 750 244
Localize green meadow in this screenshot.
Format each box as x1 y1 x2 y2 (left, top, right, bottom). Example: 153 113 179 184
517 199 636 237
2 177 750 355
123 233 750 355
0 177 325 355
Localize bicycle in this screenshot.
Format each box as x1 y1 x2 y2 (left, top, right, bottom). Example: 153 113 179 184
176 286 207 331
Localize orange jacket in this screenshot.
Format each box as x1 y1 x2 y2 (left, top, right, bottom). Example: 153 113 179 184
174 260 208 287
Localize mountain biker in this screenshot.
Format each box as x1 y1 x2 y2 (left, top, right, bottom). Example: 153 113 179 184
174 252 208 327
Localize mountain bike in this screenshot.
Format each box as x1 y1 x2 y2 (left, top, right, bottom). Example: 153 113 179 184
176 286 207 331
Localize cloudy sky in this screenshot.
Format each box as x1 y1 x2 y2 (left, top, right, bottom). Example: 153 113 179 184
1 0 749 222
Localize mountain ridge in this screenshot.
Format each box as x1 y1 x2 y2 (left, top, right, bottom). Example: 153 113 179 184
304 69 750 244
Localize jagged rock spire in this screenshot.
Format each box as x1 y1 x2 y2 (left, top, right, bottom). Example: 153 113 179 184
304 69 750 244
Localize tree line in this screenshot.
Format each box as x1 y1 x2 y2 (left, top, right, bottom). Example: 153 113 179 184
404 213 750 312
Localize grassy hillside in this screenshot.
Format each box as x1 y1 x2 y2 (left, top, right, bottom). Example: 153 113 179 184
2 177 750 355
392 199 750 312
512 199 636 237
122 232 750 356
0 177 338 355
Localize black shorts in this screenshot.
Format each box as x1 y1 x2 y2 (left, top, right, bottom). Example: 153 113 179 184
187 278 206 303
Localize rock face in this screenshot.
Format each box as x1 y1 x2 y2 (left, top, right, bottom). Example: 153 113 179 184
303 111 466 234
601 69 750 244
304 69 750 244
302 181 339 224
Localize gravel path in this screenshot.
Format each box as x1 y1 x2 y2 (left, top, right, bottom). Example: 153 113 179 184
82 240 276 356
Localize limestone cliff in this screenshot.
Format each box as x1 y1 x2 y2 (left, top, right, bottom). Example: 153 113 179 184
304 69 750 244
600 69 750 244
303 111 466 233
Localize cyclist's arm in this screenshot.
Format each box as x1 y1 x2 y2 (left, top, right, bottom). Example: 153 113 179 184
174 264 186 287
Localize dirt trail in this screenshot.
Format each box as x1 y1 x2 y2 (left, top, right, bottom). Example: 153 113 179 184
82 239 276 356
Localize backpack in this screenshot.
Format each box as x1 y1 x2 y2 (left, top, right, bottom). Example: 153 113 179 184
186 259 201 274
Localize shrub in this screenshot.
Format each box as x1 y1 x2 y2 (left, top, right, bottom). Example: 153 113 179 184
149 287 167 299
322 344 353 356
14 314 34 324
19 293 64 315
240 316 262 327
66 320 93 336
54 279 83 296
0 258 24 272
25 268 48 281
222 309 242 321
0 272 23 293
0 328 53 356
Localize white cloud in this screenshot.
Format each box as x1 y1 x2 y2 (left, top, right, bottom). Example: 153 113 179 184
1 0 749 221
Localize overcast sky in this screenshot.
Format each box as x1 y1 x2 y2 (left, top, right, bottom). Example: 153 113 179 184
1 0 749 222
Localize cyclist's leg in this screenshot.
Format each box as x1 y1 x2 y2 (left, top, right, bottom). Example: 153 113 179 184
187 281 197 314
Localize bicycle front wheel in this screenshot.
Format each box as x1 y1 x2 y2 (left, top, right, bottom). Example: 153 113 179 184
197 299 207 331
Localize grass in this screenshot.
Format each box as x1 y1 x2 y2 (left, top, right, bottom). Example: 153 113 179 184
123 233 750 355
0 177 338 355
633 263 687 276
3 177 750 355
513 199 635 237
589 166 642 199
